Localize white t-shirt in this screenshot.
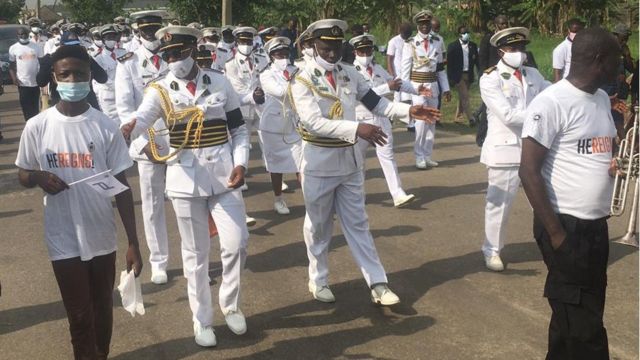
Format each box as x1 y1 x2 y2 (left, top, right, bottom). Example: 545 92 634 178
8 41 42 87
522 79 616 220
552 38 572 79
386 34 405 76
461 40 469 71
15 106 133 261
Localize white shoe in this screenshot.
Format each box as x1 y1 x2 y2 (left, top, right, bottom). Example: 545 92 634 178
224 309 247 335
415 159 427 169
193 323 217 347
245 216 256 226
371 284 400 306
274 198 290 215
394 194 416 208
425 158 439 167
309 282 335 303
150 270 168 285
240 183 249 191
281 182 289 192
485 255 505 272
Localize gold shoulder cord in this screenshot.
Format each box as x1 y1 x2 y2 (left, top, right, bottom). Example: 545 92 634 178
412 42 431 68
286 75 343 120
146 83 206 162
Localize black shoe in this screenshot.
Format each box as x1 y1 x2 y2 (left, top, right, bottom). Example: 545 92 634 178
407 126 415 133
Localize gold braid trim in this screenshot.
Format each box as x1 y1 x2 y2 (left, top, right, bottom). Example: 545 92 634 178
146 83 206 162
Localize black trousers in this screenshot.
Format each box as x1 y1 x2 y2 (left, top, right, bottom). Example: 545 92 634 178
18 86 40 121
533 214 610 360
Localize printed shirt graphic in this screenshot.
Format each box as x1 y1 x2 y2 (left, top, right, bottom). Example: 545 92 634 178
8 41 42 87
15 106 133 261
522 79 616 219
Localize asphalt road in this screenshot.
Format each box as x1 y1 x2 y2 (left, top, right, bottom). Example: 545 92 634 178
0 85 637 360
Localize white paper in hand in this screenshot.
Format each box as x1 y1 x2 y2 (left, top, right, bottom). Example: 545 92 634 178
85 172 129 198
117 270 145 316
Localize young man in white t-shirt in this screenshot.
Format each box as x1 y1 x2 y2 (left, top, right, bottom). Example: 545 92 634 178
8 26 42 121
551 18 584 82
15 45 142 360
520 28 620 360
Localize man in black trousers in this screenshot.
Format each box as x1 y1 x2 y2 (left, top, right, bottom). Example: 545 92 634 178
447 25 478 125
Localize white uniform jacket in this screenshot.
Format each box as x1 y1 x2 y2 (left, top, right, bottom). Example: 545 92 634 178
353 62 417 121
400 33 450 93
258 63 299 135
115 46 169 161
224 51 268 118
479 60 550 167
130 68 250 198
290 58 412 177
93 47 127 123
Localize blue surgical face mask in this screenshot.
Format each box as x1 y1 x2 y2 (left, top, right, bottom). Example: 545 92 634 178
55 76 91 102
460 33 470 42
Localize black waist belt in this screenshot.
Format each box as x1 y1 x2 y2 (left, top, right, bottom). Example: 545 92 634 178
300 128 354 148
410 71 437 83
169 119 229 149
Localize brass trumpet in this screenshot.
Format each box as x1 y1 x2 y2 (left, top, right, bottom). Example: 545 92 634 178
611 106 639 247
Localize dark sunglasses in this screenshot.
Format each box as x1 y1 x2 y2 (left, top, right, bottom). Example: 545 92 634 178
161 47 192 62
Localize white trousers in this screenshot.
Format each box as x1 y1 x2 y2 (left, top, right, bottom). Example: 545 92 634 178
482 166 521 257
356 117 407 201
170 190 248 327
302 171 387 288
137 161 169 272
412 82 439 160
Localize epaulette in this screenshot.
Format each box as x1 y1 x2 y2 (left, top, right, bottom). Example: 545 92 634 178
257 63 270 74
149 71 168 85
484 65 497 74
288 67 300 81
202 67 224 74
117 52 134 63
339 60 354 67
294 58 305 64
431 35 441 42
217 47 228 53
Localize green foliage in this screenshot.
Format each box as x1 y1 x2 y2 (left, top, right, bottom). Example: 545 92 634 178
61 0 130 25
167 0 220 25
0 0 25 22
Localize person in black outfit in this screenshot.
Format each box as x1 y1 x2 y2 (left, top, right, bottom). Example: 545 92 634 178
37 31 107 110
341 24 363 64
447 25 479 125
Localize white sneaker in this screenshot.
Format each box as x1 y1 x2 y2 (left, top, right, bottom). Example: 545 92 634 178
274 198 290 215
415 159 427 169
245 216 256 226
150 270 168 285
309 282 336 303
240 183 249 191
193 323 217 347
281 182 289 192
425 158 439 167
224 309 247 335
485 255 505 272
394 194 416 208
371 284 400 306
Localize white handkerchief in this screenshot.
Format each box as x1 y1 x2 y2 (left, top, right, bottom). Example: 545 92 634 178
117 270 145 316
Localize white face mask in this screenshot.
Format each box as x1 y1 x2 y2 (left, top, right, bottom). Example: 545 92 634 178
169 55 195 79
272 58 289 72
31 27 40 34
237 44 253 56
121 36 131 43
313 44 341 71
302 47 314 61
460 33 470 42
18 37 30 44
355 55 373 67
417 30 430 39
500 50 526 69
94 40 103 48
104 40 117 49
140 37 160 52
203 43 217 52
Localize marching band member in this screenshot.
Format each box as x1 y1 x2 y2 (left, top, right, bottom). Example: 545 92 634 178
479 27 549 271
121 25 250 347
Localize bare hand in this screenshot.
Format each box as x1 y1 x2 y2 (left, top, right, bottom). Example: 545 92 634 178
443 91 452 103
33 170 69 195
227 165 246 189
253 87 265 104
387 78 402 91
611 98 627 115
409 105 441 124
550 230 567 251
357 123 387 146
609 157 624 178
417 84 432 98
121 119 136 140
126 243 143 277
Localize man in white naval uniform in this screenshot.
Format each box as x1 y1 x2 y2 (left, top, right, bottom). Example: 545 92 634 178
350 34 427 208
401 9 451 169
93 24 126 125
115 10 172 285
200 27 228 71
121 26 250 347
479 27 550 271
290 19 440 305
